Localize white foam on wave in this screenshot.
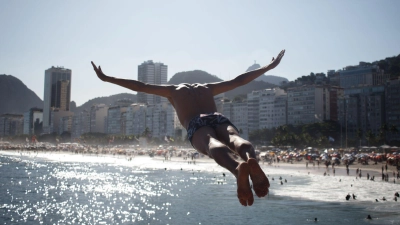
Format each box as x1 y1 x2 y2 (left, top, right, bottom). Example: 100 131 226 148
264 165 400 215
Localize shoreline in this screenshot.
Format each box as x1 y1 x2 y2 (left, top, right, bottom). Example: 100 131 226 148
149 153 396 176
1 149 397 180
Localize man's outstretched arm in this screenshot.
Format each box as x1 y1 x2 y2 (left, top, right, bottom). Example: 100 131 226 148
209 50 285 96
91 61 172 97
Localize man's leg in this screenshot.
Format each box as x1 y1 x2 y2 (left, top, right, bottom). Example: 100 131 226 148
191 126 254 206
215 124 270 198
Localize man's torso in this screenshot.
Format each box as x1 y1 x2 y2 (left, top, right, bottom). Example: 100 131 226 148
167 83 218 128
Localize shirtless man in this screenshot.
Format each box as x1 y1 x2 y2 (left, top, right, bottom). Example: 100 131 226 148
91 49 285 206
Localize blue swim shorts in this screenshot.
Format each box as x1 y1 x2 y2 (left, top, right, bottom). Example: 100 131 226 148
186 112 239 146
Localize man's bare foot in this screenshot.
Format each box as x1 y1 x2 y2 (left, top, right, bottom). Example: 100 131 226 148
236 162 254 206
248 158 270 198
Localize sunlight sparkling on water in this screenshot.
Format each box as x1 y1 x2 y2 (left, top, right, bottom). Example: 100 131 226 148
1 151 400 225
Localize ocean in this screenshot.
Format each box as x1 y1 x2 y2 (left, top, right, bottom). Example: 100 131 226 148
0 151 399 225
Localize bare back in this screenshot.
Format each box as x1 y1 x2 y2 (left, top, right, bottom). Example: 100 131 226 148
167 83 218 128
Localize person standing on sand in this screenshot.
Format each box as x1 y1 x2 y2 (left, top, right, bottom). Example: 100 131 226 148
91 50 285 206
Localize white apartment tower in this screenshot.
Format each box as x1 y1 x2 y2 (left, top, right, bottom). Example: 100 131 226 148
231 101 249 139
259 88 287 129
59 115 73 135
287 85 330 125
137 60 168 105
90 104 108 133
247 91 261 134
165 103 177 137
43 66 72 132
71 110 90 139
125 104 147 136
107 106 128 134
215 97 249 139
146 104 167 138
124 103 177 138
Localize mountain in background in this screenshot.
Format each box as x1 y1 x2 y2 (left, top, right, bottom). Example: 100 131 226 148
246 63 289 85
0 74 137 116
168 70 276 98
0 74 43 115
168 70 223 84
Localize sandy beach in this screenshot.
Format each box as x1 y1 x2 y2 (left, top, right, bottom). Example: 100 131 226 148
148 152 397 178
1 149 396 179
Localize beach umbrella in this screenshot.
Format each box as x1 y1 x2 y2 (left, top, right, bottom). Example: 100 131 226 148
380 145 391 149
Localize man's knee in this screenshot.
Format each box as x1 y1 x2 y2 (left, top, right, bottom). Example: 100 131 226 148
235 141 256 159
237 141 254 152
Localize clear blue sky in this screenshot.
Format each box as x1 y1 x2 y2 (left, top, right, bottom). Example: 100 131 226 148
1 0 399 106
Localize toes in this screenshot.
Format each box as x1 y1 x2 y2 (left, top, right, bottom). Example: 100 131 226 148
238 194 254 206
255 189 268 198
254 188 262 198
239 198 247 206
248 195 254 206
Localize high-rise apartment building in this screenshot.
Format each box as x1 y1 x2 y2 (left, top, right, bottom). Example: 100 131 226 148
231 101 249 139
338 62 388 88
125 104 147 136
259 88 287 129
23 108 43 135
221 101 233 120
59 115 73 135
107 106 128 134
124 102 177 138
90 104 108 133
0 114 24 137
385 78 400 143
287 85 330 125
71 110 90 139
328 86 343 122
338 85 385 142
43 66 72 132
146 104 165 138
137 60 168 104
214 96 249 139
247 91 261 134
50 109 74 134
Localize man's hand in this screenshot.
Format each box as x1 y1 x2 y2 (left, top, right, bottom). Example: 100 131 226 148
267 49 285 70
91 61 108 82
